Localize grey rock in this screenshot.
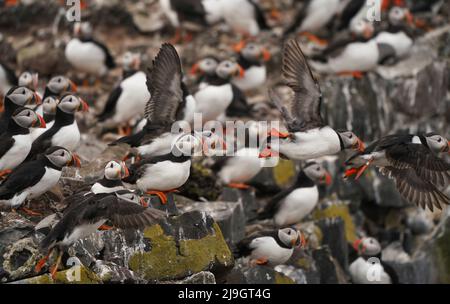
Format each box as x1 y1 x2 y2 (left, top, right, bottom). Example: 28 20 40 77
219 187 258 221
318 217 348 272
171 271 216 284
274 265 307 284
312 246 348 284
92 260 143 284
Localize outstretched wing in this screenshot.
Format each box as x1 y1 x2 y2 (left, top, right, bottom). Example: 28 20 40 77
144 43 184 126
281 39 324 132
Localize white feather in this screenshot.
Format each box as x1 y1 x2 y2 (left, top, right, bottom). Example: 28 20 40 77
65 38 108 76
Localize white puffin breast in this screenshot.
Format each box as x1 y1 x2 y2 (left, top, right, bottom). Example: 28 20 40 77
194 83 233 122
349 257 392 284
299 0 340 33
51 120 81 152
220 0 260 36
328 40 379 72
232 65 266 91
137 159 191 192
274 186 319 227
249 236 294 266
65 38 108 75
375 31 413 58
0 134 32 171
218 147 263 184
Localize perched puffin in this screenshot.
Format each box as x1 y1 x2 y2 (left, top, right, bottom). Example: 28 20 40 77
190 55 220 90
30 96 59 141
345 133 450 211
194 59 245 122
0 107 46 177
0 61 17 96
90 160 129 194
65 22 116 76
110 43 196 157
35 191 165 278
232 42 271 91
260 39 364 161
97 53 149 135
258 161 331 227
349 237 398 284
27 94 89 160
18 71 39 91
0 146 80 214
121 51 141 79
220 0 269 36
235 228 304 266
0 86 41 133
42 76 77 100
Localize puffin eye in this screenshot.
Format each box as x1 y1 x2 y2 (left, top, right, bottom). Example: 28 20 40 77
437 138 442 143
316 167 320 171
349 134 353 139
110 163 114 168
60 152 65 156
287 230 291 235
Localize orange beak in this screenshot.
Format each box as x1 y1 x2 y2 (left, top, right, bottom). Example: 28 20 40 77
69 79 78 92
34 114 46 128
269 128 290 139
323 172 332 185
190 63 201 76
70 153 81 167
443 141 450 154
259 146 278 158
78 99 89 112
261 48 271 62
233 40 246 53
363 26 373 39
353 238 362 251
405 11 414 25
269 8 281 20
140 197 149 208
353 137 365 152
34 92 42 105
236 65 245 78
121 162 130 178
381 0 390 11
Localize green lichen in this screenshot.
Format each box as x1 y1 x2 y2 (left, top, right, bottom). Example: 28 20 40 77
313 204 357 243
274 272 295 284
26 266 101 284
273 159 295 187
295 257 312 270
434 226 450 283
129 223 233 281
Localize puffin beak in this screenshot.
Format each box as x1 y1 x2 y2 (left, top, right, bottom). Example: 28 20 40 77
353 238 366 254
363 26 373 39
33 92 42 105
259 146 278 158
140 197 149 208
190 63 201 76
78 98 89 112
269 128 290 139
269 8 281 20
121 162 130 178
443 141 450 153
353 137 365 152
323 172 332 185
68 79 78 92
381 0 390 11
70 153 81 167
233 40 246 53
132 56 141 70
33 114 46 128
235 64 245 78
294 232 306 247
261 48 271 62
405 11 414 25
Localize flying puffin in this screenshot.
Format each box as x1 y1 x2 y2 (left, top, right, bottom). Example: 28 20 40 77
345 133 450 211
65 22 116 76
97 53 149 135
35 191 165 279
0 146 80 215
259 39 365 161
26 94 89 160
194 59 245 122
220 0 270 37
0 61 17 96
232 41 271 91
30 96 59 141
0 107 46 178
258 161 331 227
235 228 304 266
0 86 41 133
283 0 341 44
349 237 398 284
109 43 196 158
159 0 223 43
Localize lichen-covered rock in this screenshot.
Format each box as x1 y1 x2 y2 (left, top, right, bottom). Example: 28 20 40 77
219 188 258 221
318 217 348 272
167 271 216 284
313 201 357 243
92 260 142 284
274 265 307 284
11 265 101 284
242 266 295 284
179 162 222 201
312 247 348 284
128 211 234 281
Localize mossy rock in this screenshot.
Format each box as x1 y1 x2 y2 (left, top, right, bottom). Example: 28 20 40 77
128 212 234 281
431 214 450 283
272 159 296 187
20 266 101 284
313 204 357 243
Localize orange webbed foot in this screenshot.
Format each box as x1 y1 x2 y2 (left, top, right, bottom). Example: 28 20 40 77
19 207 42 217
98 224 113 231
146 191 168 205
228 183 251 190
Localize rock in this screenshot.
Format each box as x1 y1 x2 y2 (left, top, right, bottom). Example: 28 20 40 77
274 265 307 284
317 217 349 272
241 266 295 284
128 211 234 281
312 247 348 284
181 201 246 245
219 188 258 221
91 260 142 284
170 271 216 284
2 237 41 282
101 229 145 267
250 159 297 195
179 162 222 201
148 193 180 216
10 265 102 284
67 233 105 267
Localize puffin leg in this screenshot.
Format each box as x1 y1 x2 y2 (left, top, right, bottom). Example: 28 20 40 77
228 183 251 190
338 71 364 79
344 167 360 179
254 257 268 265
0 169 12 178
50 250 63 280
355 158 374 180
98 224 113 231
35 248 54 273
146 191 168 205
299 32 328 46
18 207 43 217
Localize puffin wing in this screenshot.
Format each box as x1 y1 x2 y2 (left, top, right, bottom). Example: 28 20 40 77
235 230 277 257
0 136 14 159
144 43 184 126
248 0 269 30
81 38 116 69
385 143 450 187
258 187 294 220
380 166 449 211
282 39 324 132
171 0 206 19
0 160 46 198
97 85 123 121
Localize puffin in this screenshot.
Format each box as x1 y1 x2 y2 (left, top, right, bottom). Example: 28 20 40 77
0 61 17 96
159 0 223 42
0 107 46 177
0 146 81 215
193 59 245 122
283 0 341 44
345 133 450 211
121 51 141 79
35 191 165 279
27 94 89 160
97 53 149 135
0 86 41 133
42 76 77 100
235 228 304 266
258 161 332 227
30 96 59 141
220 0 270 37
189 55 220 90
18 71 39 91
65 22 116 76
259 39 365 161
232 41 271 91
109 43 196 158
90 160 129 194
349 237 398 284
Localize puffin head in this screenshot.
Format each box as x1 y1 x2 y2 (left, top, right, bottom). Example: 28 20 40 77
171 133 202 157
45 146 81 168
122 52 141 71
353 237 381 256
11 107 46 129
303 161 332 185
350 19 374 39
58 94 89 114
104 160 129 180
115 190 144 206
388 6 414 26
42 96 59 115
73 21 92 38
18 71 39 90
190 56 219 76
6 86 41 107
237 42 271 62
424 133 449 154
337 130 365 152
47 76 77 95
278 228 305 248
216 60 244 79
